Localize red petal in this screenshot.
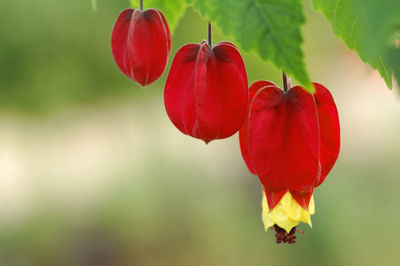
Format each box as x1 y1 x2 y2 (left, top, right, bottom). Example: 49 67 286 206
264 189 288 210
164 42 248 143
164 43 202 136
239 81 277 174
248 86 320 209
313 83 340 187
111 9 134 79
128 9 171 86
196 42 248 142
290 188 314 210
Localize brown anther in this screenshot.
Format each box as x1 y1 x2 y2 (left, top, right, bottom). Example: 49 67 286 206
272 225 304 244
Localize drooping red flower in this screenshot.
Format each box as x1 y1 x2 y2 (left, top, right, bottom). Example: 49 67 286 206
239 80 340 241
164 41 248 143
111 8 171 86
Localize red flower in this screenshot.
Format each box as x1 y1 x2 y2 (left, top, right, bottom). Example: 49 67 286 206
164 41 248 143
111 8 171 86
239 80 340 239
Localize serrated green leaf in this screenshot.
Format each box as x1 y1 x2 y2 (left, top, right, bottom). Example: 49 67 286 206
312 0 400 89
187 0 312 91
130 0 186 33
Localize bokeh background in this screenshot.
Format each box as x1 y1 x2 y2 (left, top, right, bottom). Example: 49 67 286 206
1 0 400 265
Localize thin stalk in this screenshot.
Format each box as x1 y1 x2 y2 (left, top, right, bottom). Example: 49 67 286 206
208 22 212 47
140 0 144 11
282 71 288 92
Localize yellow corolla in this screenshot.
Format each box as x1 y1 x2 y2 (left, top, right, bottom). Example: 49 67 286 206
262 191 315 233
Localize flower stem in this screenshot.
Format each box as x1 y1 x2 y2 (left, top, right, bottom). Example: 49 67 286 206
282 71 288 93
208 22 212 47
140 0 144 11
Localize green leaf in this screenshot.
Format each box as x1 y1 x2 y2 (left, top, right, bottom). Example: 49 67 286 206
312 0 400 89
130 0 186 33
187 0 313 91
386 48 400 87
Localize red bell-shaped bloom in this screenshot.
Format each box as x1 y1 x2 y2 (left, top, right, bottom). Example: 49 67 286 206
164 41 248 143
111 8 171 86
239 81 340 210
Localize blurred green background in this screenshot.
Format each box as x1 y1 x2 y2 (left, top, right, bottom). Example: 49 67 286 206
1 0 400 265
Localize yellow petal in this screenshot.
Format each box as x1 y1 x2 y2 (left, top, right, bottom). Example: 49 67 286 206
261 191 315 233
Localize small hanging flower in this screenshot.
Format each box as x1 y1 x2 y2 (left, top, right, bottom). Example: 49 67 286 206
239 74 340 244
164 23 248 143
111 5 171 86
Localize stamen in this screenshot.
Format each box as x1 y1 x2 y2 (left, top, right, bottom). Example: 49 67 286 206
272 225 304 244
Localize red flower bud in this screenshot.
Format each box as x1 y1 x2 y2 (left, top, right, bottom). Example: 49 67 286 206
111 8 171 86
164 41 248 143
239 81 340 210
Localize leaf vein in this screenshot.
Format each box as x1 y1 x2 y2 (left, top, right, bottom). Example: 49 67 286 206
252 0 301 76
